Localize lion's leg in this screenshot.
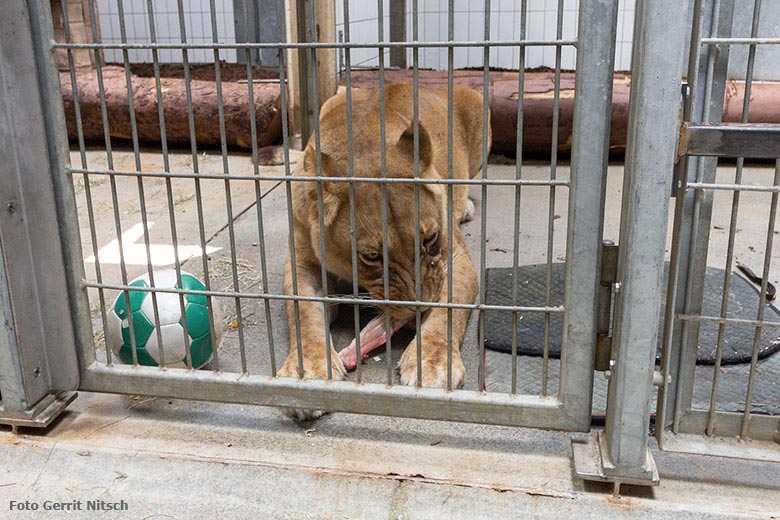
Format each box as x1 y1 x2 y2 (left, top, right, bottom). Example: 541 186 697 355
280 256 344 381
461 198 475 223
279 254 346 420
451 183 473 224
398 228 477 388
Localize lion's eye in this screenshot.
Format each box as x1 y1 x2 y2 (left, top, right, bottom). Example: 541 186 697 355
423 230 439 252
360 249 382 264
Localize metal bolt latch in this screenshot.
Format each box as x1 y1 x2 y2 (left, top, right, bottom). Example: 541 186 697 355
605 367 670 386
653 370 671 387
604 359 616 379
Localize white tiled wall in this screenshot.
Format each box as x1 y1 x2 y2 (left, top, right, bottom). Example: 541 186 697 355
335 0 391 71
614 0 635 71
347 0 635 71
95 0 635 71
97 0 236 63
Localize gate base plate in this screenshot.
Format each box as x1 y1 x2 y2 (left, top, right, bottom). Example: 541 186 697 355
572 430 660 493
0 392 77 430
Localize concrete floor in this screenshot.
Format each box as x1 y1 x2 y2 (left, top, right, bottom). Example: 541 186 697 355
2 390 780 519
1 148 779 518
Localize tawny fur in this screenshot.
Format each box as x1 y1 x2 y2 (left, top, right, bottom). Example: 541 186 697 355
279 84 491 420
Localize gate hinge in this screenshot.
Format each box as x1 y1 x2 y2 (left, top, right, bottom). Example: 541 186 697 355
671 82 689 196
595 240 619 371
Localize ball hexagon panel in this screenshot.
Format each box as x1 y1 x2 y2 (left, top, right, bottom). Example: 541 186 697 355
140 291 182 326
179 272 208 306
142 269 179 288
117 342 158 366
105 310 124 358
182 301 210 339
113 279 149 320
188 332 214 369
121 309 155 348
145 322 189 365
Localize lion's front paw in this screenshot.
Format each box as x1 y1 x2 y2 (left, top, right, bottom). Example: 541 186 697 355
278 346 346 421
397 341 465 388
285 407 327 422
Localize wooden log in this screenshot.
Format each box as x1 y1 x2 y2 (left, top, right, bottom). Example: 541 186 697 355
60 66 282 150
344 69 632 156
60 67 780 157
723 80 780 124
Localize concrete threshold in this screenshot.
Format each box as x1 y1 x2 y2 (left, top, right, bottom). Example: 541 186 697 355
1 391 778 519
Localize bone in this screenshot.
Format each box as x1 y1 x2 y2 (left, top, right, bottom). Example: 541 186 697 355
338 314 410 370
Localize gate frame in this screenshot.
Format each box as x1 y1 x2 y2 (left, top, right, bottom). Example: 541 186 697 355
0 0 687 492
658 0 736 442
572 0 693 490
71 0 603 433
657 0 780 460
23 0 623 434
0 0 82 429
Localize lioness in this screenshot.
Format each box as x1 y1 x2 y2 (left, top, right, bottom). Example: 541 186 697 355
279 84 491 419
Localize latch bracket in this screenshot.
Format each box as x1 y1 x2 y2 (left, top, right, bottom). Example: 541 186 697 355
595 240 619 371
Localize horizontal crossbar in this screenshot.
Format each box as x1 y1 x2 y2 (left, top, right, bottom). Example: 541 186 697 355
82 281 565 315
79 363 585 431
52 39 577 51
678 122 780 159
67 167 570 188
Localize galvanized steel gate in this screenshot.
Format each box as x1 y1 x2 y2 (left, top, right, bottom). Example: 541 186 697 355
659 0 780 459
1 0 756 490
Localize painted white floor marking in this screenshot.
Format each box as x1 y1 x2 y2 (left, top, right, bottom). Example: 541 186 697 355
86 222 221 266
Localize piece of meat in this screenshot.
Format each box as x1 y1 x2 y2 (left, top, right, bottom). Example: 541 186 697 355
338 314 411 370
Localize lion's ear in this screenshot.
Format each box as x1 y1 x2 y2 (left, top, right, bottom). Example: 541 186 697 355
303 146 343 227
319 181 342 227
396 122 432 172
303 145 324 175
304 145 342 177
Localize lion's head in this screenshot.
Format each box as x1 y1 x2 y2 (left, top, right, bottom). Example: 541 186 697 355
294 88 448 319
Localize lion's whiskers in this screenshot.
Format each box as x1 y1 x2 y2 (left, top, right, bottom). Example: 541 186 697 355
357 212 380 237
441 247 467 274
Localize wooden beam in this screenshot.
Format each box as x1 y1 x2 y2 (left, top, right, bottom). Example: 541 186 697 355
389 0 406 68
314 0 337 110
284 0 337 148
284 0 305 146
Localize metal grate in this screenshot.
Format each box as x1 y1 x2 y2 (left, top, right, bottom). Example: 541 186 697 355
50 0 618 430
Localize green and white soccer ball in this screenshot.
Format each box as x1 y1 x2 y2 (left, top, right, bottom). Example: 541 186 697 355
106 270 222 369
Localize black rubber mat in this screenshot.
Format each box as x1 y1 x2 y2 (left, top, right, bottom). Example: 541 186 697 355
484 263 780 365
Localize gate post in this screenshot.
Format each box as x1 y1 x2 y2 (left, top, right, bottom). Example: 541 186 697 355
0 0 80 429
657 0 735 439
572 0 691 492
